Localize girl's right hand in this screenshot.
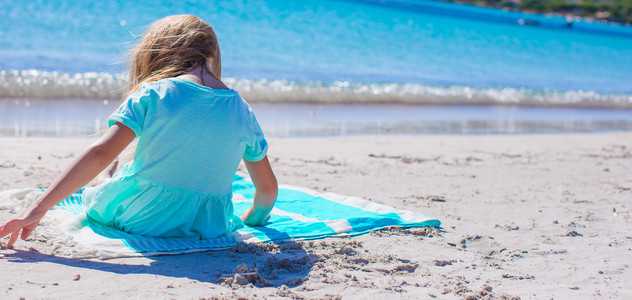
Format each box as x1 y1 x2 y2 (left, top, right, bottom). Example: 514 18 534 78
241 205 271 226
242 156 278 226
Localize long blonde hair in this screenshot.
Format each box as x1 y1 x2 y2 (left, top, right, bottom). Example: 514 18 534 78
125 15 222 99
114 15 221 159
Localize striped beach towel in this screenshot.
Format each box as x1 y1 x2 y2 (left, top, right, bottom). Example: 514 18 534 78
4 175 440 259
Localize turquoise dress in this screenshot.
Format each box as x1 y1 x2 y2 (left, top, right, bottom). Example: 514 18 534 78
81 78 268 239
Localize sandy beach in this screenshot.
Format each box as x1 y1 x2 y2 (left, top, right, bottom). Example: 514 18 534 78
1 133 631 299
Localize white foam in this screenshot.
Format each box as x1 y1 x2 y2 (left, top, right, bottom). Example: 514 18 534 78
1 69 631 108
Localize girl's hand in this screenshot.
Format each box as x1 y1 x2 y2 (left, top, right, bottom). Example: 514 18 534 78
0 210 44 248
0 123 135 248
241 205 271 226
242 156 277 226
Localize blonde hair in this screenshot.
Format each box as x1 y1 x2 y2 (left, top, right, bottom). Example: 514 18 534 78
125 15 221 99
113 15 221 160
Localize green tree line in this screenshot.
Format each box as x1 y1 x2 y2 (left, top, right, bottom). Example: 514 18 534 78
451 0 632 24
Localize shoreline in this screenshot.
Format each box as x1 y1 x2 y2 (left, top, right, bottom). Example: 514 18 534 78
2 101 632 138
1 133 631 298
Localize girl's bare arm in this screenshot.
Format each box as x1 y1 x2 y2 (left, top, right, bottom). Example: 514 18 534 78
0 123 136 247
241 156 277 226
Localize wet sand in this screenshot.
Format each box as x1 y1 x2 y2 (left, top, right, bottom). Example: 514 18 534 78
1 133 631 299
3 100 632 137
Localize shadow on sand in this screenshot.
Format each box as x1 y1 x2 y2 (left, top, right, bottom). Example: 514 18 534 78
1 239 319 288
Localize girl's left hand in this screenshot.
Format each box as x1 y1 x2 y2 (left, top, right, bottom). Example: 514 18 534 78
0 211 43 248
1 123 135 248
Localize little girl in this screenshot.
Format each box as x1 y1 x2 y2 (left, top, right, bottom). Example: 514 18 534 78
0 15 277 247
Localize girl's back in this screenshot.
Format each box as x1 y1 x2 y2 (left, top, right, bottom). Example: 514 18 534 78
111 77 267 195
82 77 268 239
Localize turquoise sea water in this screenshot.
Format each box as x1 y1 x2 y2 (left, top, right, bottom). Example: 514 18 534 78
1 0 632 136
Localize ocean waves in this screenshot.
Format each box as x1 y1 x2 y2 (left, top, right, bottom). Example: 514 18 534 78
1 70 631 109
0 70 127 99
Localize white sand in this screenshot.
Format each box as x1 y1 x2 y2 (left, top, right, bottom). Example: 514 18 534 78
1 133 631 299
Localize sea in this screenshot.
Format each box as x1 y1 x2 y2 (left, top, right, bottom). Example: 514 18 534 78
1 0 632 137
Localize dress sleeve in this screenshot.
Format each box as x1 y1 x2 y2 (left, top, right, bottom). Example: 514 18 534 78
243 107 268 162
107 84 152 136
